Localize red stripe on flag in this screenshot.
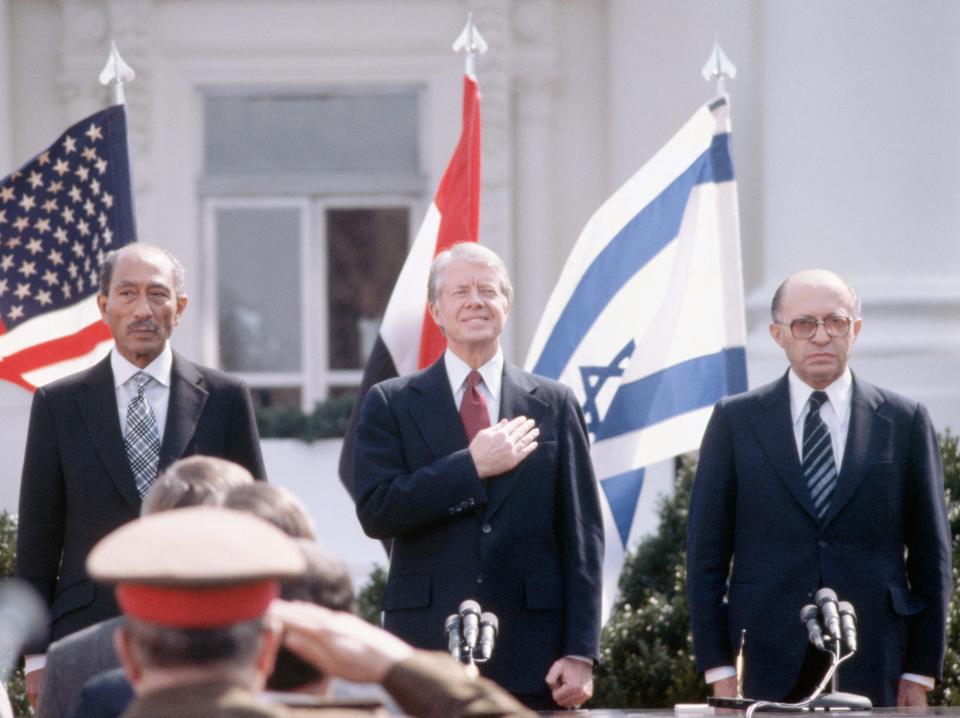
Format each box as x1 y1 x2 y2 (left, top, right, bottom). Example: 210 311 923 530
0 320 112 391
417 74 482 369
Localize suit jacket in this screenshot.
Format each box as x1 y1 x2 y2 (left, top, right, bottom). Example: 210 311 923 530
37 616 123 718
111 652 533 718
686 372 952 706
353 359 604 697
16 352 266 646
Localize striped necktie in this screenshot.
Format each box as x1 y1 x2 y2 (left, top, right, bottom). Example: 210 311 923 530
125 371 161 497
802 391 837 519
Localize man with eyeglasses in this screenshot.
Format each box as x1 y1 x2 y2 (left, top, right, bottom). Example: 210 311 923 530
686 269 951 708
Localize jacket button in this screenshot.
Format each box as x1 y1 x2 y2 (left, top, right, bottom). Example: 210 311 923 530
482 523 492 533
818 540 828 548
448 507 456 515
467 498 476 507
476 574 484 584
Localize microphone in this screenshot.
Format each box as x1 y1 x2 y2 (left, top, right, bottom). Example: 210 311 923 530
0 579 48 682
816 587 842 642
837 601 857 653
444 614 462 658
479 612 498 660
459 600 481 651
800 603 826 651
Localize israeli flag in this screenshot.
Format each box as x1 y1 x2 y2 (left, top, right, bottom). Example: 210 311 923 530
524 97 747 617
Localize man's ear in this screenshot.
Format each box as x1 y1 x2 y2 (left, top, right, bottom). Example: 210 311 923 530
173 294 189 326
113 627 143 690
769 322 786 348
97 292 108 319
428 301 445 334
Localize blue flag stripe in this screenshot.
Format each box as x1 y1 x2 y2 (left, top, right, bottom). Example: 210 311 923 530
594 347 747 442
532 133 734 379
599 467 645 547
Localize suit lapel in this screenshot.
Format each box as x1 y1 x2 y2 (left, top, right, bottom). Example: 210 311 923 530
76 355 141 512
407 360 469 461
483 364 549 520
159 354 208 471
748 374 819 521
822 377 887 527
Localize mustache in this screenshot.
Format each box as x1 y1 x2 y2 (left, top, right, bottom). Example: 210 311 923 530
127 320 159 333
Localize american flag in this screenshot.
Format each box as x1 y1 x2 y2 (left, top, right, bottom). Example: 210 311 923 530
0 104 136 391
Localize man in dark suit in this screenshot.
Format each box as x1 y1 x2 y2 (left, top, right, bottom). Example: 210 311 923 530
353 243 603 710
686 269 951 707
16 243 266 703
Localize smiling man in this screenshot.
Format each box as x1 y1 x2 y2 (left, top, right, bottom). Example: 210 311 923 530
353 242 603 711
686 269 951 707
16 243 265 704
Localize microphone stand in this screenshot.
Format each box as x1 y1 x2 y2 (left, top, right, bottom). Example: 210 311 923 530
742 639 870 716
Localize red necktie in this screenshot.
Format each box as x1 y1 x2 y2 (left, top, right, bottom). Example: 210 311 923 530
460 370 491 442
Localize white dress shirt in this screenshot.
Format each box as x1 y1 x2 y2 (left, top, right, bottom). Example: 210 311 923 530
443 348 503 422
111 344 173 445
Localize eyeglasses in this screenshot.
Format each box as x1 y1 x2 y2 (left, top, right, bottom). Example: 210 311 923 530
777 316 853 339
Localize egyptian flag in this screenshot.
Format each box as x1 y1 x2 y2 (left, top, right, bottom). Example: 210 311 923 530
338 73 481 498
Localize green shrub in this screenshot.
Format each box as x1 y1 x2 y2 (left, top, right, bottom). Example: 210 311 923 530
593 455 705 707
256 393 356 441
356 564 387 626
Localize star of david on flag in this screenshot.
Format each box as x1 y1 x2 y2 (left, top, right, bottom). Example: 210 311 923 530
525 97 747 618
0 104 136 391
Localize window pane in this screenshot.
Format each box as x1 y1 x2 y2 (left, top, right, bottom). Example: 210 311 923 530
326 208 409 370
204 91 419 176
249 387 302 411
217 207 302 372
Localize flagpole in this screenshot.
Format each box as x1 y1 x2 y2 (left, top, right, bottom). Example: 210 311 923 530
98 41 135 106
701 36 737 96
452 12 488 78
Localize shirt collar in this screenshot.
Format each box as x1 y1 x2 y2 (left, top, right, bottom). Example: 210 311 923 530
443 348 503 402
111 344 173 389
788 367 853 424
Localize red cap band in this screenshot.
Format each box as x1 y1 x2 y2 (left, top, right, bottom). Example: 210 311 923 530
116 581 278 628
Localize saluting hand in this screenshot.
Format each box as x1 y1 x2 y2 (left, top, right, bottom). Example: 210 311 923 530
469 416 539 479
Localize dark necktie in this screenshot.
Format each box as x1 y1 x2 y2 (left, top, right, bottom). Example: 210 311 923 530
802 391 837 519
460 370 491 443
125 371 161 497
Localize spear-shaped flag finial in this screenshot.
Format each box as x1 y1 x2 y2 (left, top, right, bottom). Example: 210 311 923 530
452 13 488 79
701 36 737 96
99 41 136 106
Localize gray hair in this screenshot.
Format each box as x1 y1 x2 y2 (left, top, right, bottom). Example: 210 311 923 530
99 243 186 298
427 242 513 306
770 270 862 322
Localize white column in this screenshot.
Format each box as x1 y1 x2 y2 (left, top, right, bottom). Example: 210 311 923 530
746 1 960 430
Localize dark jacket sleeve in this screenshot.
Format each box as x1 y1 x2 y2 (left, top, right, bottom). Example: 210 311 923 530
685 400 737 673
16 387 66 608
353 384 487 540
901 403 952 679
224 378 267 481
556 387 604 661
383 651 535 718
